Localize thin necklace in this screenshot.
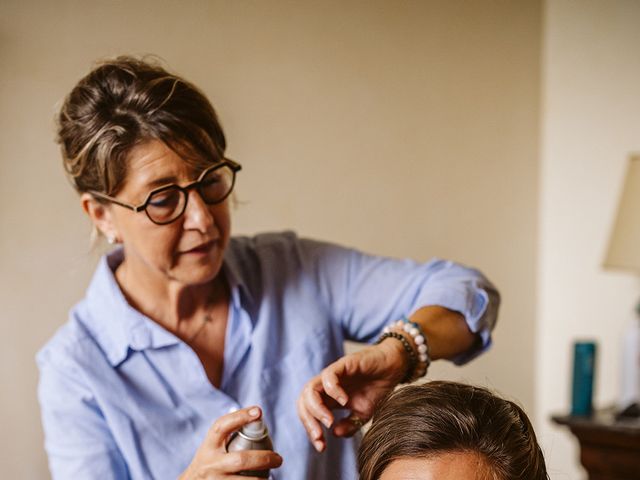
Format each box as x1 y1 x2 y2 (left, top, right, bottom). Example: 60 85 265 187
187 311 213 343
186 282 223 344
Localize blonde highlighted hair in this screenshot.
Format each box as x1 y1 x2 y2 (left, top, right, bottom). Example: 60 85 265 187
57 56 227 198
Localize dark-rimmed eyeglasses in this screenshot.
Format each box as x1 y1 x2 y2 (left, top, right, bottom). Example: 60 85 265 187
89 159 242 225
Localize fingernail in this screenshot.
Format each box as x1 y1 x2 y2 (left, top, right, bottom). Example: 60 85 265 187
314 440 323 451
249 407 260 417
337 396 347 406
322 416 332 428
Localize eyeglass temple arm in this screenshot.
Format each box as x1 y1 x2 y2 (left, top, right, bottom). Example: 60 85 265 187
225 158 242 172
88 191 145 212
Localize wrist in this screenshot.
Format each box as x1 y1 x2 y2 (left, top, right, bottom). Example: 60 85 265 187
375 331 416 383
377 335 410 374
377 317 432 383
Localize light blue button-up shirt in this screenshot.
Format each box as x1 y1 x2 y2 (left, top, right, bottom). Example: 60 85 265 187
37 232 499 479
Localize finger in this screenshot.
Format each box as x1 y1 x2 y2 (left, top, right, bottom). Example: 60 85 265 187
303 381 335 429
216 450 283 474
207 406 262 450
321 361 349 407
296 394 326 452
332 416 365 438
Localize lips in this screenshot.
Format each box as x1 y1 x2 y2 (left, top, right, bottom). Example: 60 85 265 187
183 240 216 254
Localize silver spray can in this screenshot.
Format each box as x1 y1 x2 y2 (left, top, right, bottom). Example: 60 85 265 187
226 419 274 478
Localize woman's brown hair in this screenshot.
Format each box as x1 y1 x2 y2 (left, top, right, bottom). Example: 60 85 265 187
57 55 226 197
358 381 548 480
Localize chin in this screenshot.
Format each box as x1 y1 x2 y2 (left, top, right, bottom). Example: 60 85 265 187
169 240 226 283
177 259 223 286
170 270 217 287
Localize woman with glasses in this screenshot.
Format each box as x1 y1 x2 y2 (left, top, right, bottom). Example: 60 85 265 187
37 56 500 479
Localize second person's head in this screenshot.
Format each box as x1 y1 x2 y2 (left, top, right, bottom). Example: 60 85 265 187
358 381 548 480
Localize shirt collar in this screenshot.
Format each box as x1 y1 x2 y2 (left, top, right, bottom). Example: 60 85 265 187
221 240 257 316
84 244 255 367
84 248 180 367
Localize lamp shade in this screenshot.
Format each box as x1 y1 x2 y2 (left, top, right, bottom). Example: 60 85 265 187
604 154 640 272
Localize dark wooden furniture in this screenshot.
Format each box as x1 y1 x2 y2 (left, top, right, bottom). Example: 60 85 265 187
552 410 640 479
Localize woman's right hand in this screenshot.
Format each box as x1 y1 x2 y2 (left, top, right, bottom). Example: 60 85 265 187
179 406 283 480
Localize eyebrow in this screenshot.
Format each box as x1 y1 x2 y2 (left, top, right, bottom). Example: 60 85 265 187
143 169 204 190
144 176 181 190
140 163 216 192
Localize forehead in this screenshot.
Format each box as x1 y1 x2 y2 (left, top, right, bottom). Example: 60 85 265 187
123 139 197 191
380 452 493 480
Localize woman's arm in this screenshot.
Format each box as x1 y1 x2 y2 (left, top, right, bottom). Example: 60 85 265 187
407 305 477 361
296 305 479 451
295 238 500 451
296 237 499 363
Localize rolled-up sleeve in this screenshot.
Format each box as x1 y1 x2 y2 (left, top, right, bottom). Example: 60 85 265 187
297 237 500 364
411 259 500 364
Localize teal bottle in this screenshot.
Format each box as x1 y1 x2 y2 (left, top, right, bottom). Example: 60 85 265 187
571 341 596 416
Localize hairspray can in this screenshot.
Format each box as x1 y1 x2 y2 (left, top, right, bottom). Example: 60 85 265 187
571 341 596 416
226 419 274 478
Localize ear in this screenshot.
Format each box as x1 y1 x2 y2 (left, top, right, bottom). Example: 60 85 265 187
80 193 119 242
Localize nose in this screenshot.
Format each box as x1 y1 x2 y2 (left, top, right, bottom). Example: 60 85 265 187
182 189 214 232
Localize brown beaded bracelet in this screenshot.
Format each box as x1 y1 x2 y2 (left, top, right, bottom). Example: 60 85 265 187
375 331 417 384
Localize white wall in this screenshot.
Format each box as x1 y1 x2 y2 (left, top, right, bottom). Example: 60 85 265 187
0 1 542 478
538 1 640 478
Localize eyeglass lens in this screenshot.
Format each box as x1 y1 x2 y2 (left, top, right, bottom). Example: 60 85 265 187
145 165 235 224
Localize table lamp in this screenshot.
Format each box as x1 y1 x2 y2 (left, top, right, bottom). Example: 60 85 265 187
603 153 640 416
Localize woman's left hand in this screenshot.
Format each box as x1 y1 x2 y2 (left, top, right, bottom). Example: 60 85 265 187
296 339 408 452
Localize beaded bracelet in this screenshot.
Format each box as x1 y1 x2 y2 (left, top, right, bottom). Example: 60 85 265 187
375 331 417 384
401 316 431 379
401 316 431 365
381 316 431 381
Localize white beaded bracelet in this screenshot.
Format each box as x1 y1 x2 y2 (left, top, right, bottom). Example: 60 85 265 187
382 316 431 381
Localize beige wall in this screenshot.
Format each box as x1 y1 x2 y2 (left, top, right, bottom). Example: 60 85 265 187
0 1 541 477
538 1 640 478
